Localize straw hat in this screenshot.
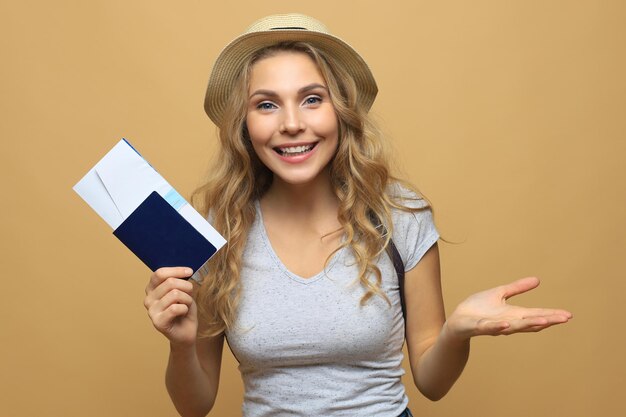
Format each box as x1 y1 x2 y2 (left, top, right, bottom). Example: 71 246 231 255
204 13 378 126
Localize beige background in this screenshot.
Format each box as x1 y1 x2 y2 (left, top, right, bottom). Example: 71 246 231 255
2 1 624 416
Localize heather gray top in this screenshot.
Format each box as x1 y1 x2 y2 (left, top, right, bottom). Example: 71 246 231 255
207 191 438 416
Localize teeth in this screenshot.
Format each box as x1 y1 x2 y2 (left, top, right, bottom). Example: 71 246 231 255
279 144 314 155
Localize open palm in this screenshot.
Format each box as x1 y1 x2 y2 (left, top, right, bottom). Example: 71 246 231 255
447 277 572 340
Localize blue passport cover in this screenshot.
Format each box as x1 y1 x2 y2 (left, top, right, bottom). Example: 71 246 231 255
113 191 217 272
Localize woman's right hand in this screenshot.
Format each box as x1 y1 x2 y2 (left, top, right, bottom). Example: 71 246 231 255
144 267 198 346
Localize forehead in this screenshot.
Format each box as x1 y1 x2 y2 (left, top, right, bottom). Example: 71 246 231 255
248 51 326 91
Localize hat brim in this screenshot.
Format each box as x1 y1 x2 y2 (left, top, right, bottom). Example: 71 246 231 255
204 30 377 126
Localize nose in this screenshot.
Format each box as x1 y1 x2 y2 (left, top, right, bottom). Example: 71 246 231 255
279 105 305 135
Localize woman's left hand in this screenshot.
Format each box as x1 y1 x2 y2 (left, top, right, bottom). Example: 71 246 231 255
445 277 573 341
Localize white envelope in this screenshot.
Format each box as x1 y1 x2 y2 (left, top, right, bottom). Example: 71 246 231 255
73 139 226 280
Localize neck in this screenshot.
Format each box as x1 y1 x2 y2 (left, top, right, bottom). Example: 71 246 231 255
261 170 339 219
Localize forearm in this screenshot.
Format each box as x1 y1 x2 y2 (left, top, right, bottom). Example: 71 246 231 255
412 322 470 401
166 343 216 417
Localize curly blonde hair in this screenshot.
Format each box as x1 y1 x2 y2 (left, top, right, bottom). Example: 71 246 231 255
192 42 429 337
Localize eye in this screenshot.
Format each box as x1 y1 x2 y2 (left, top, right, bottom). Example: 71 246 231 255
257 101 277 111
303 96 322 106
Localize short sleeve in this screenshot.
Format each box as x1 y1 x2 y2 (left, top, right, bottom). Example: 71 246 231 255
390 188 440 272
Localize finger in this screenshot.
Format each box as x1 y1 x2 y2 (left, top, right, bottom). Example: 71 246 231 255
148 289 194 323
145 267 193 294
151 303 190 331
501 319 568 334
499 314 570 335
502 277 540 300
521 308 573 320
144 277 194 310
540 314 572 324
476 318 511 336
153 288 194 313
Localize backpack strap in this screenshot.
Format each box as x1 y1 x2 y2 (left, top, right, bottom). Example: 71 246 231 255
386 239 407 321
369 212 407 322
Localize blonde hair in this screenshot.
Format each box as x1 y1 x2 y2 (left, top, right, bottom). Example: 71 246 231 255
192 42 429 337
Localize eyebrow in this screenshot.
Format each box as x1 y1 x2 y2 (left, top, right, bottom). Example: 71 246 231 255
249 83 328 99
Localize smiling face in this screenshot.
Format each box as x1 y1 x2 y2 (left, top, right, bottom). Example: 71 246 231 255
245 51 339 188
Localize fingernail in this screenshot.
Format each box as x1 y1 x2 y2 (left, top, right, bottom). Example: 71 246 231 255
186 268 193 275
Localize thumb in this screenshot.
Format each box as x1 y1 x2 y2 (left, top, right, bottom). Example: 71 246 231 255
502 277 540 300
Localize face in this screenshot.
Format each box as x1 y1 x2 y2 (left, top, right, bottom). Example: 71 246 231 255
245 51 339 188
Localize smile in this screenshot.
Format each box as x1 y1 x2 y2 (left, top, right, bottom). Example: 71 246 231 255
274 143 318 156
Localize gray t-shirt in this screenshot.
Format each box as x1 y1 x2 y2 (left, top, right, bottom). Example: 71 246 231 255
218 192 439 417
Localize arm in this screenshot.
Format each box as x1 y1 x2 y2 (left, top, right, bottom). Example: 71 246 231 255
165 330 224 417
404 244 573 401
404 243 467 401
144 267 224 417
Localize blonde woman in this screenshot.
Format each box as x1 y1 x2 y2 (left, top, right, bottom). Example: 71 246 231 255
143 14 572 417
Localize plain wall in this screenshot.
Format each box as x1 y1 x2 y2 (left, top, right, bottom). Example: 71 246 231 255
1 1 624 416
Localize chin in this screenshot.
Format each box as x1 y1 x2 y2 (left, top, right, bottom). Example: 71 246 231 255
272 168 331 187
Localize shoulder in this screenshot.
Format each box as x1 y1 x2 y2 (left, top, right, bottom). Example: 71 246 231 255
388 182 430 211
388 182 439 271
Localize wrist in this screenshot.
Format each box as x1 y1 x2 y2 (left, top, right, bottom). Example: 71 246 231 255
169 340 197 356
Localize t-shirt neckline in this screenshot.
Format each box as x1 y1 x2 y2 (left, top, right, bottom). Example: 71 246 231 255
254 200 342 285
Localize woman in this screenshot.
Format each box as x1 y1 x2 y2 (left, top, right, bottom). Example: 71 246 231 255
143 14 572 417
